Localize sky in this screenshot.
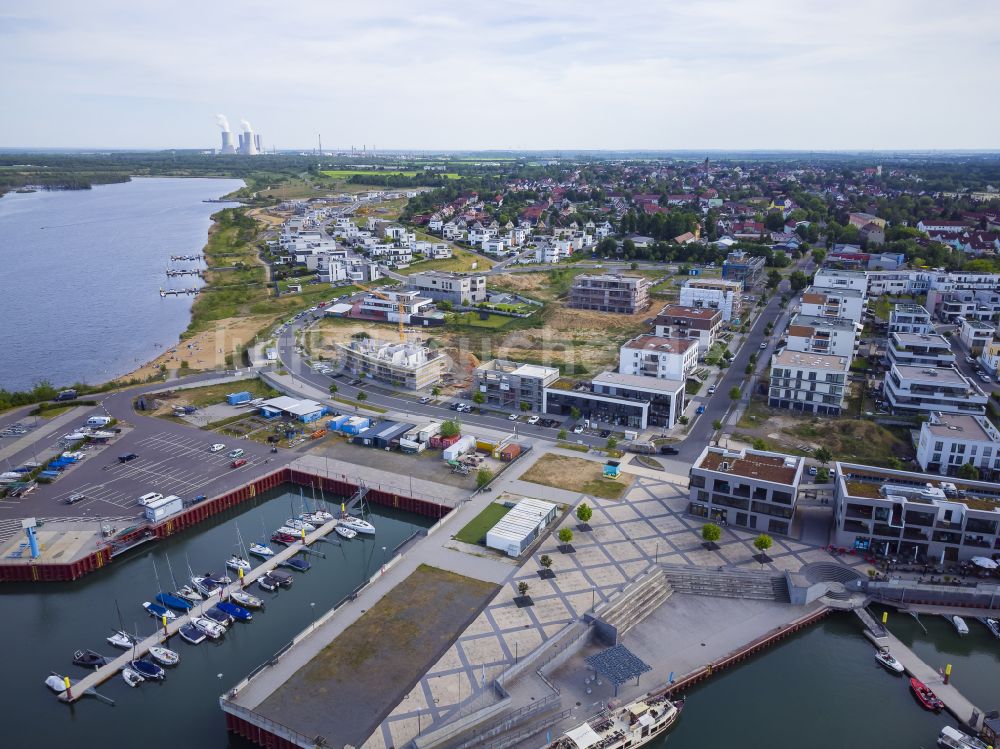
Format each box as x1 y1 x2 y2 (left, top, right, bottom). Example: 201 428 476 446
2 0 999 151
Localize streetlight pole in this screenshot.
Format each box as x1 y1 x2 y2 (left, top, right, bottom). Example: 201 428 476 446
310 602 316 630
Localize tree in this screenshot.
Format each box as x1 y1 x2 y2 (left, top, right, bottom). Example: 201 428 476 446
570 406 581 420
957 462 980 480
356 391 368 402
539 554 552 571
810 247 827 265
712 419 723 431
886 456 903 470
814 447 832 466
472 391 485 405
440 419 460 438
558 527 574 545
788 271 809 292
431 386 441 396
557 429 568 440
328 383 338 395
752 438 768 451
630 261 639 270
701 522 722 547
729 386 742 401
816 467 830 483
753 534 773 564
476 467 494 488
517 581 530 597
766 269 782 289
576 502 593 524
606 437 618 450
520 401 532 412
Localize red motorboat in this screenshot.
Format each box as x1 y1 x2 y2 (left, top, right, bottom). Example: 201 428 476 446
270 532 297 545
909 677 944 711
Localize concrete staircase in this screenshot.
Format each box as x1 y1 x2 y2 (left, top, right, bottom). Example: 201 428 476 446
597 568 674 639
659 563 790 602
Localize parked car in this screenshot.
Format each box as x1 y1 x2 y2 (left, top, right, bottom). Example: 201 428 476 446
808 466 818 476
118 453 139 463
573 425 584 434
231 458 248 468
419 396 432 404
508 413 519 421
966 355 975 363
599 429 611 438
527 415 540 425
209 443 226 453
760 341 768 349
707 385 717 395
659 446 679 455
228 448 245 459
696 405 706 415
65 493 86 504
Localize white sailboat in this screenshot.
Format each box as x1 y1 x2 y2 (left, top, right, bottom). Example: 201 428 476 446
951 615 969 636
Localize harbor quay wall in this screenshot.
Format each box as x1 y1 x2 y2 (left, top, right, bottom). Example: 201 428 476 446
0 467 452 583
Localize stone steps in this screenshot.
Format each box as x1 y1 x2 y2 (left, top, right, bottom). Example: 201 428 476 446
598 568 673 638
659 563 789 602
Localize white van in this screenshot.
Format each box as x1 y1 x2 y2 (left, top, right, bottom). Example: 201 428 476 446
137 492 164 507
85 416 112 428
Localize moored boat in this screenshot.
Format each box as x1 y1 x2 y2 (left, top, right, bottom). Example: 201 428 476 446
951 615 969 636
335 524 357 540
178 623 206 645
217 600 253 622
107 629 137 649
205 606 234 627
155 592 193 611
910 677 944 711
226 555 252 573
276 526 305 538
339 515 375 535
129 658 165 681
984 618 1000 639
148 646 179 666
45 673 73 693
938 725 990 749
231 590 263 609
299 512 327 526
258 574 280 592
874 647 904 674
271 531 298 545
175 584 203 603
547 695 684 749
72 649 110 669
121 667 144 688
192 616 225 639
248 542 274 559
192 576 222 596
268 570 294 588
281 557 311 572
284 518 316 532
143 601 178 621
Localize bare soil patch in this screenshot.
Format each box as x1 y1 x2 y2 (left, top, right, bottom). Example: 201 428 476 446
520 453 631 500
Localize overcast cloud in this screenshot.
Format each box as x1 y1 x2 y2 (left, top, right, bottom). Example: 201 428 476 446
1 0 998 150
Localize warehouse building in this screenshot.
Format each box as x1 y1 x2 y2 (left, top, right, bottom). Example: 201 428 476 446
485 497 559 557
259 396 329 423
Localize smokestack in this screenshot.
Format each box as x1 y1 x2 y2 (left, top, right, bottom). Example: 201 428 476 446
254 133 262 154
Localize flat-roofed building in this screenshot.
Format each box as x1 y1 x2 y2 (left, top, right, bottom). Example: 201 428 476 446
937 289 1000 323
619 335 698 380
886 332 955 369
980 338 1000 375
653 305 723 355
957 317 996 354
832 462 1000 561
679 278 743 321
687 446 804 536
589 371 686 429
404 271 486 306
784 314 858 359
767 349 850 415
338 338 448 390
542 371 686 430
799 286 866 323
916 412 1000 479
721 250 766 289
568 274 651 314
888 304 932 334
473 359 560 413
884 363 988 415
813 267 868 293
485 497 558 557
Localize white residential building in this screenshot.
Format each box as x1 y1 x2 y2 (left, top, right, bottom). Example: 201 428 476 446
679 278 744 322
784 314 858 359
338 338 448 390
916 412 1000 478
799 286 866 324
884 364 988 415
405 272 486 306
958 318 996 353
653 305 723 355
619 335 698 379
888 304 932 334
358 289 435 323
813 268 868 294
886 332 955 369
979 339 1000 375
767 349 850 415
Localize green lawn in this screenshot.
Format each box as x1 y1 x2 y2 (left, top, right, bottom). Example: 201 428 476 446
396 248 493 275
453 502 512 544
448 312 516 329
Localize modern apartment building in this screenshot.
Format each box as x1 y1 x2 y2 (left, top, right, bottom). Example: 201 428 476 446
980 338 1000 374
721 250 766 289
337 338 448 390
357 289 442 326
687 446 804 537
784 314 858 359
679 278 743 322
799 286 866 324
767 349 849 415
883 363 988 415
404 271 486 306
938 290 1000 323
885 333 955 369
473 359 560 413
916 412 1000 479
619 335 698 380
831 462 1000 562
653 305 723 355
542 371 686 430
568 274 651 314
888 304 933 334
957 318 996 354
812 268 868 294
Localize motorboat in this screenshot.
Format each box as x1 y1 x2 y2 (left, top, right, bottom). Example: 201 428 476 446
45 673 73 693
148 646 179 666
910 677 944 711
271 532 298 546
217 601 253 622
205 607 234 627
257 574 280 592
938 725 990 749
284 518 316 532
335 525 357 540
268 570 294 588
207 571 232 585
107 629 137 649
339 515 375 535
226 555 252 573
175 584 203 603
178 623 206 645
874 648 904 674
121 667 144 688
951 615 969 636
547 695 684 749
192 617 225 639
276 526 305 538
310 509 334 522
281 557 311 572
299 512 327 526
72 649 110 669
192 576 223 596
143 601 178 621
155 592 193 611
230 590 263 609
984 618 1000 639
248 542 275 559
129 658 165 681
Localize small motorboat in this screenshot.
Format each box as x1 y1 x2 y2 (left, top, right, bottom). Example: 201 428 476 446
155 592 194 611
178 623 206 645
226 555 252 573
206 571 232 585
107 629 137 649
910 677 944 711
299 512 327 526
45 673 72 693
335 525 357 540
175 584 203 603
217 601 253 622
129 658 165 681
284 518 316 532
276 526 305 538
312 509 334 522
874 647 904 674
72 649 110 669
937 725 990 749
121 667 144 688
268 570 294 588
143 601 178 621
149 646 179 666
248 542 275 559
281 557 311 572
984 618 1000 639
230 590 263 609
951 615 969 636
192 617 225 639
205 607 234 627
192 576 222 596
271 532 298 546
339 515 375 535
258 574 280 592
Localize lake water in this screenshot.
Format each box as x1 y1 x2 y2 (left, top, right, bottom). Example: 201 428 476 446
0 177 244 392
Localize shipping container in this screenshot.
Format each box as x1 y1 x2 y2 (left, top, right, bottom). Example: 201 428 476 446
429 433 461 449
498 442 522 461
443 435 476 462
226 391 253 406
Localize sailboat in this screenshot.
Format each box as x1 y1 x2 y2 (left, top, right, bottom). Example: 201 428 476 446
230 589 263 609
340 483 376 534
143 601 178 621
226 554 251 573
149 645 180 666
108 601 137 649
153 556 193 611
249 542 274 559
308 485 334 522
128 624 164 681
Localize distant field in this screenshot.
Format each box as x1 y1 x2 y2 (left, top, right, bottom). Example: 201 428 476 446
321 170 460 180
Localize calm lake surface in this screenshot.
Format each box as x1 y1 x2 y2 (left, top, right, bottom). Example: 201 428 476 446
0 177 244 391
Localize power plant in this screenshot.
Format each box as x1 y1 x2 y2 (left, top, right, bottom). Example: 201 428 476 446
215 114 263 155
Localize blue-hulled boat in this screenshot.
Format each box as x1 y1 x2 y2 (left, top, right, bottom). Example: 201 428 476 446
280 557 311 572
143 601 177 621
217 601 253 622
155 592 193 611
129 658 165 681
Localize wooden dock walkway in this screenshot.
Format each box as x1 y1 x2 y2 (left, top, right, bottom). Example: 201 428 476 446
57 517 344 704
855 610 984 731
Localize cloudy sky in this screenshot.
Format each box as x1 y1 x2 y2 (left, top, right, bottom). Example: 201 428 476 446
2 0 998 151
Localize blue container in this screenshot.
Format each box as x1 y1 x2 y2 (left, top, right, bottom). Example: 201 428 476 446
226 391 252 405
